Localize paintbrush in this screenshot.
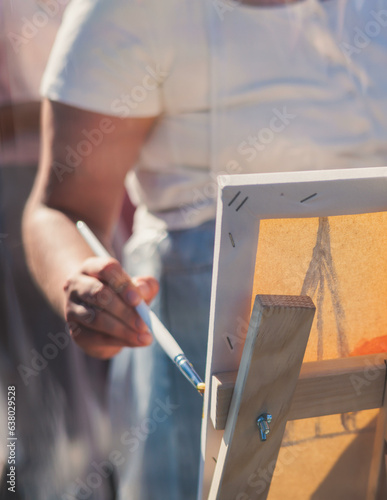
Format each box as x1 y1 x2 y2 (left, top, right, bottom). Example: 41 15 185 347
76 220 205 395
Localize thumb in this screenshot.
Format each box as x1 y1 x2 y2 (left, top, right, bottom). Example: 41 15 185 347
134 277 160 303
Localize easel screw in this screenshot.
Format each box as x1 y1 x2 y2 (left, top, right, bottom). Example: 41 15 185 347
257 413 272 441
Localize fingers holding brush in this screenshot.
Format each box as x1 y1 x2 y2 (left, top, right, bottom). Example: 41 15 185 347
63 256 159 358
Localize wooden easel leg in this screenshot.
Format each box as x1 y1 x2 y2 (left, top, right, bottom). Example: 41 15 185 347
208 295 315 500
366 361 387 500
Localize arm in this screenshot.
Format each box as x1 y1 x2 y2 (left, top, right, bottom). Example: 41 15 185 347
23 99 159 358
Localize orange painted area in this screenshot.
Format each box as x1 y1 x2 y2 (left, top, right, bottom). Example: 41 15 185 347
350 335 387 356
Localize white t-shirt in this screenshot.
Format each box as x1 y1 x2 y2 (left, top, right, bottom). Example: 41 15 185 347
41 0 387 230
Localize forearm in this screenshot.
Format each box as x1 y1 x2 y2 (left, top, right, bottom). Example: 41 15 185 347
22 201 98 317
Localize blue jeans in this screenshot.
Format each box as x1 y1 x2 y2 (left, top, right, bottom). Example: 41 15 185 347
109 220 215 500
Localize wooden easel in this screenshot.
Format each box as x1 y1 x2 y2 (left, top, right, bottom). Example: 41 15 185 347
199 168 387 499
207 294 387 500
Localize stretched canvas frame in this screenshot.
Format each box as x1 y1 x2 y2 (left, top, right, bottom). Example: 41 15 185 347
198 166 387 499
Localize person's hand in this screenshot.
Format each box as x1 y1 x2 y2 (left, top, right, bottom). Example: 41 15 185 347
63 257 159 358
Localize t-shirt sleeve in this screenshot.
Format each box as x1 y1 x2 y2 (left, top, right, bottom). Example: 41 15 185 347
41 0 163 117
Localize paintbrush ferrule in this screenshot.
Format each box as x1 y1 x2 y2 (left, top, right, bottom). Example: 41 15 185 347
174 354 205 395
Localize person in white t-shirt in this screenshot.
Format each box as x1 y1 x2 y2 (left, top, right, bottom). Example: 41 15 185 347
23 0 387 498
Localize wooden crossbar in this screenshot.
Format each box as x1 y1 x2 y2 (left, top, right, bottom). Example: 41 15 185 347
211 354 387 431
